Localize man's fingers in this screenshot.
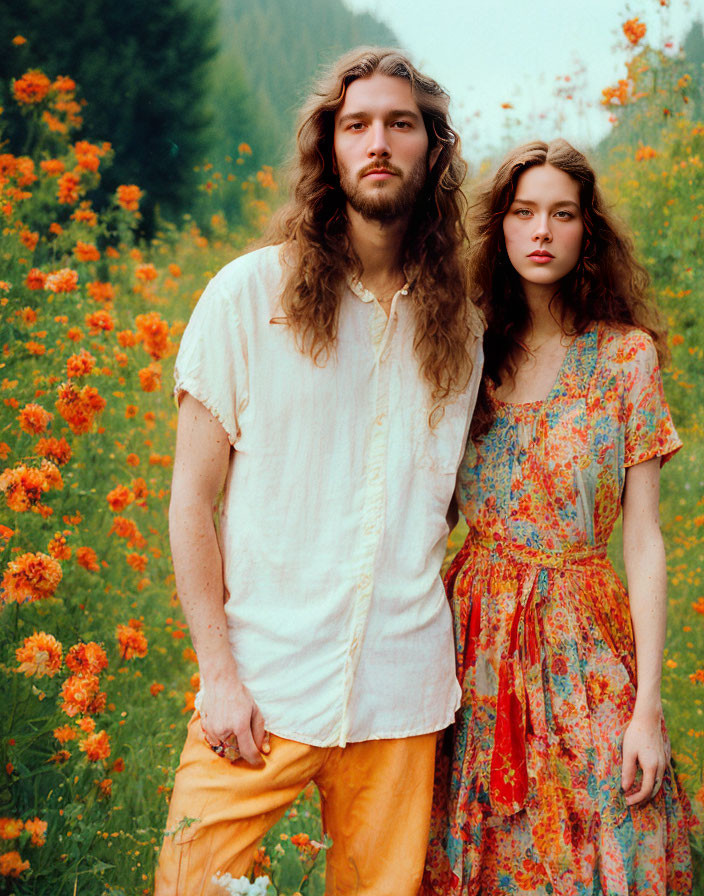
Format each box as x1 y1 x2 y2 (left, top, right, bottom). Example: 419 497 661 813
234 724 264 767
251 706 268 754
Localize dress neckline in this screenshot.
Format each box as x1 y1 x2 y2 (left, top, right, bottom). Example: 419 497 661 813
490 322 597 410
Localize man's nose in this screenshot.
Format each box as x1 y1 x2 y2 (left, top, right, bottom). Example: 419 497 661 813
367 121 391 158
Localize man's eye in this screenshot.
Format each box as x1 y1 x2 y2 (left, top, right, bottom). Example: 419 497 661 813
348 122 365 131
393 120 411 128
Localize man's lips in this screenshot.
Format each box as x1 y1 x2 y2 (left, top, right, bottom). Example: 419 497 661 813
360 164 400 179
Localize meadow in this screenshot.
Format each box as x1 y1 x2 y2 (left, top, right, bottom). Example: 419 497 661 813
0 14 703 896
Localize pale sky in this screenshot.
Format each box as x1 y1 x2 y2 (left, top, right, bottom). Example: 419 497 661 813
344 0 700 166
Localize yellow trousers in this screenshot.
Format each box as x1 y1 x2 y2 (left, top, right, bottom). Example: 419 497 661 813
155 712 437 896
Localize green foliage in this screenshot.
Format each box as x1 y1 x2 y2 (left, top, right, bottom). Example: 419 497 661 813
0 0 218 229
213 0 399 164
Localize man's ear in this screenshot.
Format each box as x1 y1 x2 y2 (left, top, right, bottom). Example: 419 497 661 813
429 144 442 171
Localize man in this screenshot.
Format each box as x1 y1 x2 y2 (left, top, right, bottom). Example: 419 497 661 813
155 47 483 896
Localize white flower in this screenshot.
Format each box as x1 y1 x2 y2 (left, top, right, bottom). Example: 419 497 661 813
211 872 272 895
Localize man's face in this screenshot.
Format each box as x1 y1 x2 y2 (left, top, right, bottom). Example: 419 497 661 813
333 73 436 222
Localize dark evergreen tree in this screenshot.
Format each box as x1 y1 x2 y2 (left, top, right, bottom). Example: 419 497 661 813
0 0 218 228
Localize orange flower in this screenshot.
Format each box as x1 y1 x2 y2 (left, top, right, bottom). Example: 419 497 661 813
0 850 29 877
20 229 39 251
138 363 162 393
48 532 71 560
56 382 106 434
71 204 98 227
74 241 100 262
57 172 81 204
35 436 71 466
112 757 125 773
135 312 171 360
107 485 133 512
40 158 65 177
78 717 95 733
25 340 46 356
623 17 646 45
12 35 26 45
66 349 96 379
87 281 115 303
635 145 657 161
25 268 46 290
0 819 24 839
53 724 77 744
150 682 165 696
0 526 14 542
117 330 138 348
48 750 71 764
79 729 111 761
135 263 158 282
1 552 62 605
98 777 112 798
85 309 115 333
168 264 181 277
126 453 140 467
0 444 10 460
183 691 196 713
18 402 52 435
60 673 103 717
15 631 63 677
66 327 83 341
65 641 108 675
0 463 56 514
73 141 104 172
13 70 51 104
116 184 143 212
131 477 148 501
20 307 38 325
125 405 138 419
45 268 78 293
116 622 148 660
238 142 252 155
126 553 147 572
76 546 99 572
109 516 146 547
23 818 47 847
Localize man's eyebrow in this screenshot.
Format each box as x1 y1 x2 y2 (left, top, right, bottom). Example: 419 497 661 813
337 108 421 125
512 197 581 210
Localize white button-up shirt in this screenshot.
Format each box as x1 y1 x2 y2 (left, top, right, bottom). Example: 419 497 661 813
174 245 483 746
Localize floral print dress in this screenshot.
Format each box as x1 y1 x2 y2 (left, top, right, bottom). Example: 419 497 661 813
424 324 694 896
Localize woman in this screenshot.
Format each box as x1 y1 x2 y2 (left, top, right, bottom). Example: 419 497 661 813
423 140 693 895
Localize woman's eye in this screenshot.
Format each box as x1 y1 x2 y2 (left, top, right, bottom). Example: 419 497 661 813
554 210 573 219
515 209 532 217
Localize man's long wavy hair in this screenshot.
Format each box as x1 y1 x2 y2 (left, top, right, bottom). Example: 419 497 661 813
469 138 668 438
264 47 478 412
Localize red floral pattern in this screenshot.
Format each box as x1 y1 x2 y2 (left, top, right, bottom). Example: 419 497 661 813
424 324 693 896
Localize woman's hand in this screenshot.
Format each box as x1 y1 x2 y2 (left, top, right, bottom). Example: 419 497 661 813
621 705 668 806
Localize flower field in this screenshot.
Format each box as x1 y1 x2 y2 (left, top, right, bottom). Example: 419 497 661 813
1 16 703 896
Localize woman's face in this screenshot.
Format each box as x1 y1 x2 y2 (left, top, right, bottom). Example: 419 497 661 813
502 163 584 294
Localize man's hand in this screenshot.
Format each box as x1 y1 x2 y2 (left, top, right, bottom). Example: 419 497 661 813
199 663 269 768
621 705 668 806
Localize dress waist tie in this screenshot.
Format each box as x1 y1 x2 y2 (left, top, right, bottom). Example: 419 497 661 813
459 537 608 816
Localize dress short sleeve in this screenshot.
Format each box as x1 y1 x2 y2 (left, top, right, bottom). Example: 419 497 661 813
620 331 682 467
173 275 247 446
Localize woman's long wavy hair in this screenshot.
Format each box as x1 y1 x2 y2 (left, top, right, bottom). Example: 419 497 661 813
469 138 668 438
264 47 478 412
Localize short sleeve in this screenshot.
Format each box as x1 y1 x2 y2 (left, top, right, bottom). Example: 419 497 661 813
620 332 682 467
173 274 247 446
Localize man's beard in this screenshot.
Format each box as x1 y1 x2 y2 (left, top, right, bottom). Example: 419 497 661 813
338 156 428 222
